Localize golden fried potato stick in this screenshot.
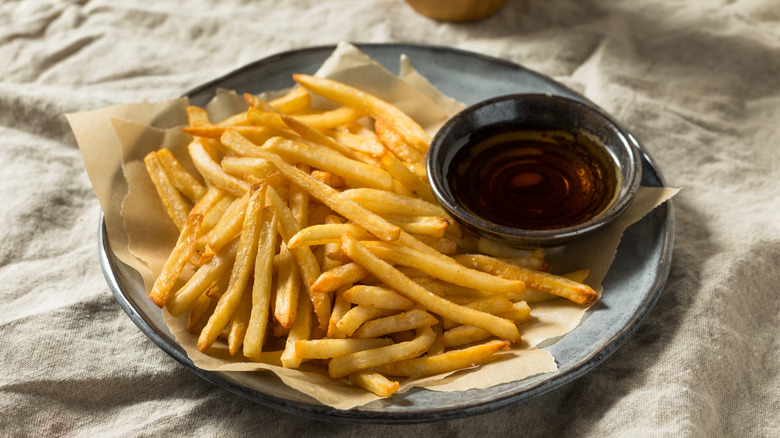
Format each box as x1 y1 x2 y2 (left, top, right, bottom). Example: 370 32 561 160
349 370 399 398
243 205 278 359
273 243 300 330
383 215 448 238
148 214 202 307
287 223 374 249
439 324 493 348
187 291 215 334
310 262 370 295
295 338 394 360
227 285 253 355
342 285 416 310
186 105 211 126
456 254 598 305
329 130 385 157
327 286 352 339
267 87 311 114
189 139 251 197
262 136 394 191
378 340 510 378
293 106 364 130
156 148 207 203
144 151 190 230
281 288 313 368
197 183 267 352
335 306 398 337
353 309 439 338
221 131 401 242
374 118 425 164
359 240 525 295
329 326 436 379
293 74 432 153
340 188 448 217
342 233 522 343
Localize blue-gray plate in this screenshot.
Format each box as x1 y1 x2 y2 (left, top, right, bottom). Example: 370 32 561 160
99 43 674 424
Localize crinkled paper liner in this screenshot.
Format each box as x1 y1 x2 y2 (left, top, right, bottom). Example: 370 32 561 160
68 42 679 410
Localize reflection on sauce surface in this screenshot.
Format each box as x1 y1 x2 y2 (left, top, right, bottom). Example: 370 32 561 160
449 131 618 230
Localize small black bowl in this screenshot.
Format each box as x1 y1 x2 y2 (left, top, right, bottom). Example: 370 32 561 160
427 94 642 247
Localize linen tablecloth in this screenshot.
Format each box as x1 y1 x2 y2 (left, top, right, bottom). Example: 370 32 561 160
2 0 778 436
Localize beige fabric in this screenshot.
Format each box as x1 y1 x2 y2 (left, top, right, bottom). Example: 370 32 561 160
1 0 778 436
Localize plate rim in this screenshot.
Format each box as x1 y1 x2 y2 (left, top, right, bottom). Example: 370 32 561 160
99 42 675 424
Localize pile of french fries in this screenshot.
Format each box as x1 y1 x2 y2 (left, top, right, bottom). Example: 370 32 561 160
143 73 598 397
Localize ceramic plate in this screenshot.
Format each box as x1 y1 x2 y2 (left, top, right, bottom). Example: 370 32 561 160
99 43 674 424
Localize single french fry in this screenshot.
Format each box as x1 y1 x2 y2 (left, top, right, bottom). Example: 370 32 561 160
342 285 415 310
227 284 253 355
262 137 394 191
287 223 374 249
280 287 313 368
342 233 522 343
186 105 210 126
341 188 448 217
359 241 525 295
187 291 216 334
243 205 278 359
349 370 399 398
189 138 251 197
156 148 207 203
144 151 190 230
204 192 250 256
440 324 494 348
268 87 311 114
329 130 385 157
327 286 352 339
456 254 597 305
335 305 398 337
166 240 238 317
353 309 439 338
378 340 509 378
328 326 436 379
149 214 203 307
311 170 345 188
273 242 300 329
292 106 364 129
222 131 401 242
197 183 267 352
383 215 448 238
374 118 425 164
310 262 369 295
293 74 431 153
295 338 394 360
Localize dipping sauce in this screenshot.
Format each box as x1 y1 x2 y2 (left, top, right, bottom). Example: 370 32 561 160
448 131 618 230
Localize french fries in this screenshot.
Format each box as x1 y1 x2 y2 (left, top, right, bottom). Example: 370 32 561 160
142 74 598 399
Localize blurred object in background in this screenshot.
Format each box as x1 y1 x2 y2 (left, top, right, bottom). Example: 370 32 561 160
405 0 508 22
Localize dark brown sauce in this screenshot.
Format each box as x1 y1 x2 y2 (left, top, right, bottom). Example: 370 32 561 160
448 131 618 230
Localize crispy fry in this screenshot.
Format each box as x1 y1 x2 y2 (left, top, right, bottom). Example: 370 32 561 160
149 214 202 307
349 370 399 397
353 309 439 338
287 223 374 248
342 285 416 310
378 340 509 378
295 338 394 360
310 262 370 295
166 240 238 317
243 205 277 359
359 241 525 295
144 151 190 230
293 106 364 129
156 148 207 203
189 138 251 197
374 118 425 163
456 254 597 305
